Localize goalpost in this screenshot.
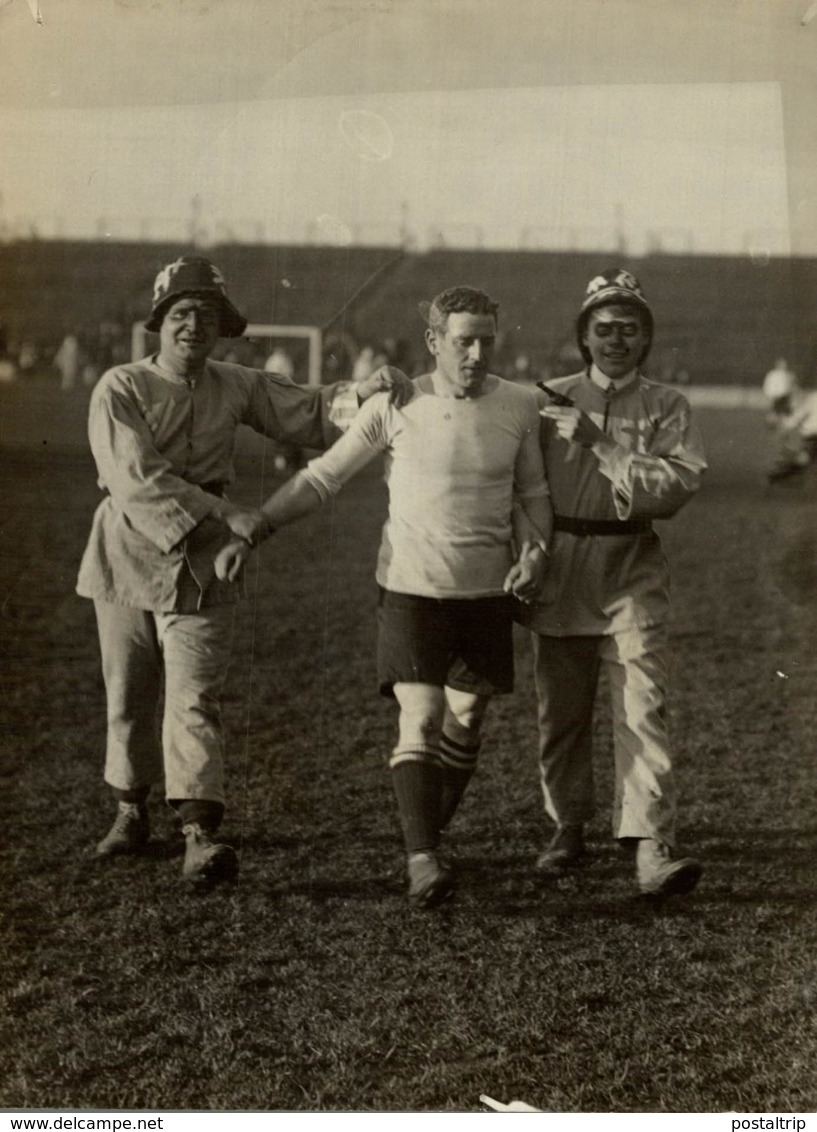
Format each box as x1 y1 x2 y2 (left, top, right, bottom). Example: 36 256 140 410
130 322 323 385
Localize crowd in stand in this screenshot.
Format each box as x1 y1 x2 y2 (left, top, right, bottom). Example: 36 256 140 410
0 321 131 388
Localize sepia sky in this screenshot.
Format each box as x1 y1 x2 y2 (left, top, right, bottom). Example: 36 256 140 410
0 0 815 255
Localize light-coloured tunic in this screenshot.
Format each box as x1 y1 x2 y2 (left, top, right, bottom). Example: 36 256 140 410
76 356 357 613
77 355 359 803
520 369 707 636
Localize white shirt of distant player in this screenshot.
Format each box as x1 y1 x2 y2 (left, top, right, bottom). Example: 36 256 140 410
762 365 795 402
786 389 817 439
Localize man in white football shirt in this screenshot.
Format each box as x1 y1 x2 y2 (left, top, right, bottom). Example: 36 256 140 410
216 286 551 907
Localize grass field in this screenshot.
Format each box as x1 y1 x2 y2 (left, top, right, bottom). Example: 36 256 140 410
1 402 816 1113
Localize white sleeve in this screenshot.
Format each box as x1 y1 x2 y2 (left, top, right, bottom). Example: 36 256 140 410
300 392 390 500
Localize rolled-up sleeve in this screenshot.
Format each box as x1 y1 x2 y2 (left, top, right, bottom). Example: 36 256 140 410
89 385 216 553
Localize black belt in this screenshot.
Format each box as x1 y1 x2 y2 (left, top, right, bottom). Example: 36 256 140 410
554 515 652 536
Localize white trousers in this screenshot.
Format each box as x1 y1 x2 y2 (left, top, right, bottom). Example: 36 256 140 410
94 601 235 804
532 625 677 845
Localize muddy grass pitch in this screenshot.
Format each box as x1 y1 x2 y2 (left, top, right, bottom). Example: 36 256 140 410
1 404 815 1112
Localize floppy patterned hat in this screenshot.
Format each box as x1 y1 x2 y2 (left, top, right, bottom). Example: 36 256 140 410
144 256 247 337
579 268 650 317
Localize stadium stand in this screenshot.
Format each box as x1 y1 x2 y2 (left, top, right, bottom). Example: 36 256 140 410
2 241 817 387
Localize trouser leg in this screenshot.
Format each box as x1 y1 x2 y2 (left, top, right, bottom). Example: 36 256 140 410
94 600 163 794
532 633 602 827
602 626 677 846
157 606 236 813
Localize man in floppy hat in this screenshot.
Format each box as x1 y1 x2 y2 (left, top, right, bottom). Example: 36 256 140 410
77 254 411 890
517 269 708 898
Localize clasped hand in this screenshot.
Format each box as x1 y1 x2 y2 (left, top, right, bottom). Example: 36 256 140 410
355 365 414 407
217 502 267 545
214 538 251 583
503 542 547 603
212 504 264 583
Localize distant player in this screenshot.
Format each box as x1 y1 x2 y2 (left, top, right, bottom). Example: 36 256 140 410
518 269 707 898
764 364 817 483
762 357 797 418
215 286 552 907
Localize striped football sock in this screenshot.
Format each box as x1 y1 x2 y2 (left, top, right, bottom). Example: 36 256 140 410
438 733 481 831
389 751 443 853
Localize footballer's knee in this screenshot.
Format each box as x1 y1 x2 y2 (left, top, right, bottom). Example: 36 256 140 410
394 682 445 750
444 689 490 743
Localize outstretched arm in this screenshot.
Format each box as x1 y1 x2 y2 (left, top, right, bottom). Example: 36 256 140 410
214 471 325 582
215 393 391 582
91 380 269 551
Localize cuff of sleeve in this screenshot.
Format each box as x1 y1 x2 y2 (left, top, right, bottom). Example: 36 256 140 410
248 518 277 548
593 439 631 479
159 496 215 553
301 462 342 501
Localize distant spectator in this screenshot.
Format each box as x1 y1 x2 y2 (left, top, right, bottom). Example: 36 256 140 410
322 335 353 381
370 346 391 371
351 345 376 383
18 341 39 377
656 347 691 388
265 346 295 380
508 352 540 386
82 361 100 387
96 323 122 374
54 333 82 391
763 358 797 417
381 336 413 371
0 350 15 384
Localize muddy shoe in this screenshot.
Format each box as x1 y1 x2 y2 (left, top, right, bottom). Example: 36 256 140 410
636 839 702 898
407 850 454 908
181 823 239 890
96 802 150 856
535 824 586 873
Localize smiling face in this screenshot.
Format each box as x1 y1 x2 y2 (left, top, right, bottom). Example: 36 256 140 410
158 295 221 376
426 310 497 397
582 303 649 380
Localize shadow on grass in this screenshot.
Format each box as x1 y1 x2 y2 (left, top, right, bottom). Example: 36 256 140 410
268 875 400 902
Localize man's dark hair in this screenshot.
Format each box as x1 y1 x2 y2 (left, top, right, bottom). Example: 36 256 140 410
421 286 500 334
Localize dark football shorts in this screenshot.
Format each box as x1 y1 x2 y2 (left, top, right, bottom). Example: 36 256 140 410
376 587 514 698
